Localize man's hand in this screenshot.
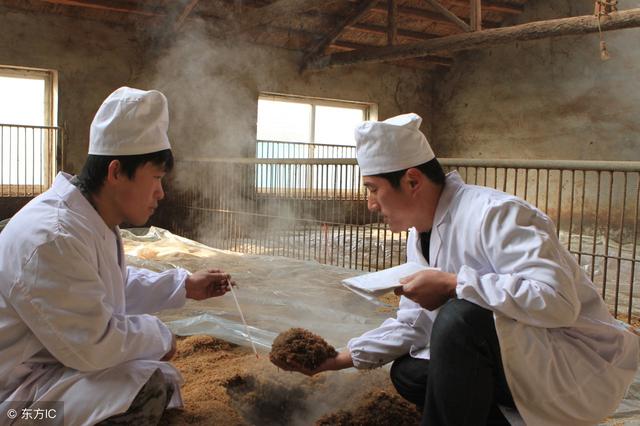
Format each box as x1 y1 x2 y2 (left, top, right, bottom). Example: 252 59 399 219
394 270 458 310
271 351 354 377
161 333 177 361
185 269 235 300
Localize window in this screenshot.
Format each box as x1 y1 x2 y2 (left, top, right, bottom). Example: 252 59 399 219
0 66 58 196
255 94 376 194
256 94 376 159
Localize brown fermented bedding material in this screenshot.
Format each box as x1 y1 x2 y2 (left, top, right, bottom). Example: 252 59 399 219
224 373 310 425
315 391 421 426
269 328 338 370
159 335 250 426
159 334 410 425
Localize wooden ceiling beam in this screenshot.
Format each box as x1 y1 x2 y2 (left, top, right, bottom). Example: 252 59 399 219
370 2 458 26
369 2 501 29
331 40 453 66
37 0 161 16
388 0 398 45
349 22 439 41
218 0 349 35
302 0 377 66
422 0 471 32
448 0 523 15
173 0 200 32
308 8 640 69
469 0 481 31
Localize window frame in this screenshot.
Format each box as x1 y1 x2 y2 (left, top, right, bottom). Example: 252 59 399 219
0 65 59 196
257 92 377 154
255 93 376 198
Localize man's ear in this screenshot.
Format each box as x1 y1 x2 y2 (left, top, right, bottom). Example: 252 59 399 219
106 160 122 184
405 168 422 192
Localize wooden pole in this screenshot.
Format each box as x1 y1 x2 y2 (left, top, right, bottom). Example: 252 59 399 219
350 23 438 41
220 0 347 35
307 8 640 70
39 0 159 16
331 40 454 66
423 0 471 32
302 0 377 67
469 0 482 31
388 0 398 45
173 0 199 32
449 0 522 15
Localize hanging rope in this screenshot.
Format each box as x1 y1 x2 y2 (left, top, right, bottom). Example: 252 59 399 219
594 0 618 60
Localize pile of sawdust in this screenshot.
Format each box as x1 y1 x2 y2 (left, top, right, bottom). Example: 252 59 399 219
316 390 420 426
270 328 338 370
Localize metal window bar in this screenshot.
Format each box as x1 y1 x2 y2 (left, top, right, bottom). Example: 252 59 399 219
0 123 62 197
256 140 356 160
170 157 640 323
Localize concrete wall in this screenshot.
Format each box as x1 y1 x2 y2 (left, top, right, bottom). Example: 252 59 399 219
432 0 640 161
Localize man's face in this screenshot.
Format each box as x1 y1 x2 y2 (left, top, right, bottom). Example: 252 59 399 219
363 175 415 232
114 162 166 226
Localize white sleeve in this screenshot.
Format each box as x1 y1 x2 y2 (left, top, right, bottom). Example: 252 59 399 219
347 297 434 369
10 237 173 372
125 266 188 314
456 200 581 328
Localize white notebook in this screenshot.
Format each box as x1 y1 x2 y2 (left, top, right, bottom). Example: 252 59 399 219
342 261 433 298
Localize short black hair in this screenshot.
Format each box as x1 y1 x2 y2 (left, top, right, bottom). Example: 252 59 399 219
78 149 174 193
374 158 445 189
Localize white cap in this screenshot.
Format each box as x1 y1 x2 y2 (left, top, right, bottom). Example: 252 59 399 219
89 87 171 156
355 113 435 176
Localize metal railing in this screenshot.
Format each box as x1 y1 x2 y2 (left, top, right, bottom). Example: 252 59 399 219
256 140 356 159
446 159 640 322
168 157 640 322
0 123 63 197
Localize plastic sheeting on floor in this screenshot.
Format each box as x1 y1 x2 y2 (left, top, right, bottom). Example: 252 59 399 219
122 227 393 351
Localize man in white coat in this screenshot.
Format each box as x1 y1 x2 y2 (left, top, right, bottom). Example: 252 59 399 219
273 113 639 425
0 87 233 425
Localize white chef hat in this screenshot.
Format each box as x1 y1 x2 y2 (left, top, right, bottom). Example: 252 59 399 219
88 87 171 156
354 113 435 176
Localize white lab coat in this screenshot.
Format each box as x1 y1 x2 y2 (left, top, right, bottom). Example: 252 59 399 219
0 172 189 425
348 171 639 425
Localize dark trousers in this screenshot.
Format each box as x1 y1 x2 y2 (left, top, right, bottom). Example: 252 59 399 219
390 299 515 426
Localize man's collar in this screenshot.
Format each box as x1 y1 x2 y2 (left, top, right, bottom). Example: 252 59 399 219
432 171 465 229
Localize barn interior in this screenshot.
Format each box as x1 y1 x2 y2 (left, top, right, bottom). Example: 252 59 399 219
1 0 639 424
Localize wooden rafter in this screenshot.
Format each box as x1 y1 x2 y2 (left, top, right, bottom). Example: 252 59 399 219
218 0 347 35
349 22 438 41
469 0 481 31
387 0 397 45
331 40 453 66
173 0 199 32
234 0 243 15
369 3 500 30
448 0 522 15
302 0 377 67
38 0 160 16
422 0 471 32
307 8 640 69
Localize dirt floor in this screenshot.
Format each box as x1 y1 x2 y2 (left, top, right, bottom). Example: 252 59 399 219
159 335 417 426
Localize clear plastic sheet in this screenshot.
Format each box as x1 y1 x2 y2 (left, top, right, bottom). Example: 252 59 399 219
122 227 394 352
